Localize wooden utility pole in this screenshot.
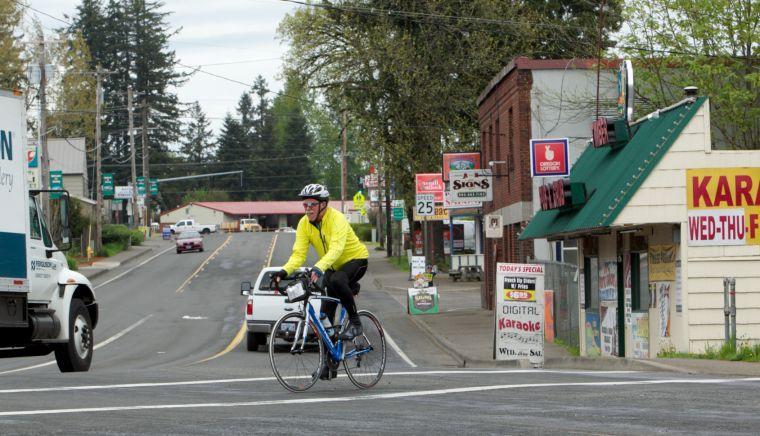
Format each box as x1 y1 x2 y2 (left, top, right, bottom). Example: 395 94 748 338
128 86 138 228
340 110 348 214
94 66 103 254
38 38 50 223
141 102 150 226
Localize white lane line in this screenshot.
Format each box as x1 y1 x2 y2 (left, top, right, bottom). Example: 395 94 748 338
2 376 760 417
95 246 176 289
384 330 417 368
0 369 674 394
0 315 153 376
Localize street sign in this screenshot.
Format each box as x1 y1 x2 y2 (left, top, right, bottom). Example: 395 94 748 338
352 190 365 210
393 207 404 221
102 173 114 199
114 186 133 200
449 169 492 202
136 176 146 197
50 170 63 199
415 194 435 217
150 178 158 197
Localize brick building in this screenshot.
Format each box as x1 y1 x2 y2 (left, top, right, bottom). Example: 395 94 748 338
476 57 620 309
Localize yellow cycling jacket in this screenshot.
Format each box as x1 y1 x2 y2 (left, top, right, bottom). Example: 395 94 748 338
283 206 369 275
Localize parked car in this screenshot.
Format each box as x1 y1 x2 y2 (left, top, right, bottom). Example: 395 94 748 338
169 219 218 235
175 230 204 253
240 218 262 232
240 267 320 351
275 226 296 233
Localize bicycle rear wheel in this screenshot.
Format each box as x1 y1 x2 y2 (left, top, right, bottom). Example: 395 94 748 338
269 312 324 392
343 310 386 389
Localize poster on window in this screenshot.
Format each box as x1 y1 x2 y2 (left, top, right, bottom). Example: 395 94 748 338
624 254 632 325
494 263 545 364
544 290 555 343
599 261 618 302
648 244 676 281
657 282 671 337
600 304 618 356
631 312 650 359
584 312 601 357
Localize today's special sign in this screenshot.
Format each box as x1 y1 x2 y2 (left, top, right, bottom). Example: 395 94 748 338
494 263 544 365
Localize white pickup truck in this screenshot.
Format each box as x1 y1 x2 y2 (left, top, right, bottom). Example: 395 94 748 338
0 90 97 372
169 218 218 235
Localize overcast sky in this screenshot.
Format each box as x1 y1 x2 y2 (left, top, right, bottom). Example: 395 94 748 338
28 0 298 134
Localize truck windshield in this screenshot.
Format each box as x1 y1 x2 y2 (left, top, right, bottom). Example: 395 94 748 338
28 200 42 240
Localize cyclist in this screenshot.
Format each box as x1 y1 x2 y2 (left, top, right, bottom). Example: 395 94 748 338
274 183 369 378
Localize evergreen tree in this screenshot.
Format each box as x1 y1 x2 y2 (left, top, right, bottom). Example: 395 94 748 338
0 0 25 91
180 102 213 163
214 114 247 200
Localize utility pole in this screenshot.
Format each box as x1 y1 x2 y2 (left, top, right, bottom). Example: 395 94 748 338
128 86 138 228
94 66 103 254
340 110 348 214
38 37 50 224
141 101 150 227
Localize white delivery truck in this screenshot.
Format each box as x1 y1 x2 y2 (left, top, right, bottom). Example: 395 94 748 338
0 90 97 372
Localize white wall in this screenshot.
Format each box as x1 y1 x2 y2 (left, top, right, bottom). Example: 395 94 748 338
613 101 760 352
160 204 226 226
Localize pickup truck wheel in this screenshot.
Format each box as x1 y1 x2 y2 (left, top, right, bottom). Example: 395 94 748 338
54 299 93 372
201 228 210 235
247 332 266 351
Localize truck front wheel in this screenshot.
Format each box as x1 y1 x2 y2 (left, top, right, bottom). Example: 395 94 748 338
54 299 93 372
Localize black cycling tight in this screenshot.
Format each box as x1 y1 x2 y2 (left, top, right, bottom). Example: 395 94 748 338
322 258 368 325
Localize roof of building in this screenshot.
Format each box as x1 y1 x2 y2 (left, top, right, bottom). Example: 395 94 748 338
44 137 87 175
519 97 706 240
476 57 621 106
161 201 308 217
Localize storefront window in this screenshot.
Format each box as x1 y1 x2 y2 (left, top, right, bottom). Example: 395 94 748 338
631 252 650 310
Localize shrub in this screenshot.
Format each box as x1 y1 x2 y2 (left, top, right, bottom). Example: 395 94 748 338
129 229 144 246
102 224 132 249
351 223 373 241
65 253 77 271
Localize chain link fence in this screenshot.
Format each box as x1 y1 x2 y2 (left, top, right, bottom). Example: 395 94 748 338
538 259 580 348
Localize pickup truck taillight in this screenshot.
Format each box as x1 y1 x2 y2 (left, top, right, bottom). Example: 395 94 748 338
246 300 253 316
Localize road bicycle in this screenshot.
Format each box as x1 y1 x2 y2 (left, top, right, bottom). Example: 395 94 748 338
268 270 386 392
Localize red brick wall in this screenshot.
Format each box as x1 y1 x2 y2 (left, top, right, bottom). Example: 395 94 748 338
478 67 535 309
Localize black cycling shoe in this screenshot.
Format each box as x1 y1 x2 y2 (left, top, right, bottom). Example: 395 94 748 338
315 364 338 381
339 321 363 341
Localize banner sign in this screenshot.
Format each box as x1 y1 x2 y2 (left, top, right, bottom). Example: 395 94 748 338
529 138 569 177
449 170 492 202
102 173 114 199
495 263 544 364
442 151 481 182
648 244 676 281
415 173 444 202
407 287 439 315
686 168 760 246
49 170 63 199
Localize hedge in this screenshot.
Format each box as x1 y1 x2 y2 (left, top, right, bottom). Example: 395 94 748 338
102 224 143 249
351 223 373 242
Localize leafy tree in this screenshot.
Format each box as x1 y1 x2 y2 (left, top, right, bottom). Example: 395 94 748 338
180 101 213 163
0 0 25 91
621 0 759 150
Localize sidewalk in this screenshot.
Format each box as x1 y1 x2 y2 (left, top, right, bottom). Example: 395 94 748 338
367 248 760 376
77 236 172 281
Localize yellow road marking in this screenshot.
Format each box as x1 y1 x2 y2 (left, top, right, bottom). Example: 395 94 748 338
175 235 232 294
193 232 279 364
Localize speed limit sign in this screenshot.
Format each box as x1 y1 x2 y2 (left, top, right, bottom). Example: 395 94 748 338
415 194 435 216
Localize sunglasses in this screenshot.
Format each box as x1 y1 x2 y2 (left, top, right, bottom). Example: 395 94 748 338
303 201 321 209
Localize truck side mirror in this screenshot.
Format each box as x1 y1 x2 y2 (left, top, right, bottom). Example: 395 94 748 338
241 281 252 296
59 195 70 245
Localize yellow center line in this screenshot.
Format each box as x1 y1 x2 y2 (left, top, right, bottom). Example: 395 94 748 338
193 232 279 364
175 235 232 294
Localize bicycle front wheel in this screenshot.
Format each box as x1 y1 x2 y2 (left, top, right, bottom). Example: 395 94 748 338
343 310 386 389
269 312 324 392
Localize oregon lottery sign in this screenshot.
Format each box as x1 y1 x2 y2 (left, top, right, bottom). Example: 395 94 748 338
687 168 760 246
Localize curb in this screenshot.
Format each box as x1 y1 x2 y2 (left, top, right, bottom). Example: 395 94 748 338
78 242 165 281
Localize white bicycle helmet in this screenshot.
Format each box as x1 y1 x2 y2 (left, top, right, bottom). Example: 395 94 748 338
299 183 330 200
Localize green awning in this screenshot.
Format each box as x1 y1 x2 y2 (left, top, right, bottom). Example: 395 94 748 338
520 97 706 240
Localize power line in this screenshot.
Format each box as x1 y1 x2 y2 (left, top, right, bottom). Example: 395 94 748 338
12 0 72 26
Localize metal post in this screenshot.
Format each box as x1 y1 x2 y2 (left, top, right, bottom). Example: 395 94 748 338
38 38 50 223
141 102 150 227
128 86 138 228
730 278 737 350
94 66 103 255
723 277 730 344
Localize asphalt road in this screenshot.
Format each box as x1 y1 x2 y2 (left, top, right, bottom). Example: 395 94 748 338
1 232 759 435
